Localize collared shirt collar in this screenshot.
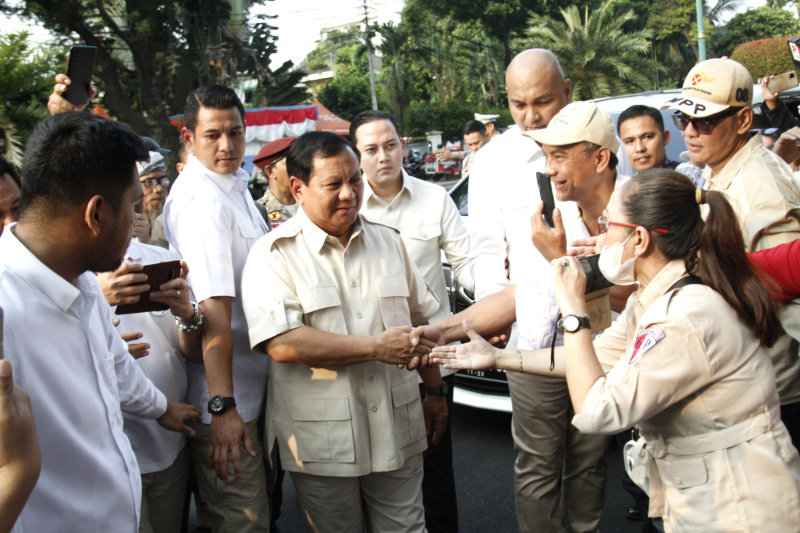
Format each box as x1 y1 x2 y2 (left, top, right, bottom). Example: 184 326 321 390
296 209 364 253
363 168 413 207
705 134 762 192
631 259 688 319
124 238 143 262
185 154 249 194
0 223 86 313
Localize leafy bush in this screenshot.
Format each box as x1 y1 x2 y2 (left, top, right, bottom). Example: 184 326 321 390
714 7 799 57
731 37 795 79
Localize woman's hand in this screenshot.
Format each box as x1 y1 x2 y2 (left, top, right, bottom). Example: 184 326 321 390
429 320 497 370
552 256 587 315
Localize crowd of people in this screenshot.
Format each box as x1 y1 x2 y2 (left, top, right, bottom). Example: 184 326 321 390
1 47 800 533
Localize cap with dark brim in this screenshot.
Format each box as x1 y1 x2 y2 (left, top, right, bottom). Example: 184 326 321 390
254 137 297 169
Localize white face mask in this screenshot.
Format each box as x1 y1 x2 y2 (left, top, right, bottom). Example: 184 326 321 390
598 231 637 285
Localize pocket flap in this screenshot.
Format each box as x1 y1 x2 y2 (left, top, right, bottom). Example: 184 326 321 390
292 397 351 421
659 456 708 489
374 275 410 298
392 377 420 407
402 223 441 241
298 285 342 313
237 217 258 238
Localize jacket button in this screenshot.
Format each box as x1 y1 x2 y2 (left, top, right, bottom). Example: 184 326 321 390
675 477 681 485
357 312 363 319
370 405 377 413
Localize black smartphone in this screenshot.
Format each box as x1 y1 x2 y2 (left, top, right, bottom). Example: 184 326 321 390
536 172 556 228
63 45 97 106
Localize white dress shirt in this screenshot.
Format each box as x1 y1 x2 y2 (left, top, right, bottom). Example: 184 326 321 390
164 155 269 424
362 171 472 378
0 225 167 533
118 240 189 474
515 173 630 351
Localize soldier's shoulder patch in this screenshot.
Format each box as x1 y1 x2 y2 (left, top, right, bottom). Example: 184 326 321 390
629 325 665 365
268 211 282 221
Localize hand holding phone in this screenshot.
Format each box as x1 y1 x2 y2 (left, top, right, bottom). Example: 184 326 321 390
767 71 798 95
115 260 181 315
536 172 556 228
62 46 97 106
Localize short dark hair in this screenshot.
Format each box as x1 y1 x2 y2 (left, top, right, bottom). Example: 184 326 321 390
349 110 401 145
617 105 665 134
184 85 246 132
463 120 487 136
287 132 359 185
20 113 148 218
0 156 20 188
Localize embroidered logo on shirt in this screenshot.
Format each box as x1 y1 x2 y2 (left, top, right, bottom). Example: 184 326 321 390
629 325 665 365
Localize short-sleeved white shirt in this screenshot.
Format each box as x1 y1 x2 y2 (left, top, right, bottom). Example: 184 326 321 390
164 155 269 423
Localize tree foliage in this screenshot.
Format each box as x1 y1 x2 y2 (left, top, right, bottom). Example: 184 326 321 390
522 2 660 100
0 32 63 166
713 7 799 57
731 37 796 79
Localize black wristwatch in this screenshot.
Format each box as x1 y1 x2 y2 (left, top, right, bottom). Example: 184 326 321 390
207 395 236 415
425 383 449 396
557 314 591 334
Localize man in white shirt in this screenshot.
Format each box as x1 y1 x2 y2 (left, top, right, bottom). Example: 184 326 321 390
163 85 271 532
467 50 609 532
0 112 200 532
352 109 473 532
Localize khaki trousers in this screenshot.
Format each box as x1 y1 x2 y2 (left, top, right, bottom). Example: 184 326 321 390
507 371 610 533
188 418 270 533
290 452 426 533
139 447 191 533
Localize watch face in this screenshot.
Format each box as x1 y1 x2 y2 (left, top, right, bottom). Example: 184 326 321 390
210 397 224 412
563 315 580 332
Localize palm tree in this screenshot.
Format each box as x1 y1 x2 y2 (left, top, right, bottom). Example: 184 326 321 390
521 1 661 100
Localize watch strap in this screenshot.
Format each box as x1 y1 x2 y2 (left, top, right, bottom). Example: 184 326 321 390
425 384 447 396
558 314 591 333
207 395 236 414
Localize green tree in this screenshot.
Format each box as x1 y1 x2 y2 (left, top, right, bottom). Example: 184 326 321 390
732 37 795 79
315 44 374 121
521 2 659 100
714 7 799 57
0 32 63 166
15 0 274 151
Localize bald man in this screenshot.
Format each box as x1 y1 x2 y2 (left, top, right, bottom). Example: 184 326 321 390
467 49 610 532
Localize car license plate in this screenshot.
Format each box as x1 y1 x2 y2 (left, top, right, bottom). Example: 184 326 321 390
459 368 507 382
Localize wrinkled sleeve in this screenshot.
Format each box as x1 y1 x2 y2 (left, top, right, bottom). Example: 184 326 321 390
241 240 304 351
592 307 631 372
101 295 167 419
574 315 713 435
467 149 509 299
170 194 236 302
439 191 474 293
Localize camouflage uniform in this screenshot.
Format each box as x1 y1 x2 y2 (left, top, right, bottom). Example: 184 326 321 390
257 186 294 230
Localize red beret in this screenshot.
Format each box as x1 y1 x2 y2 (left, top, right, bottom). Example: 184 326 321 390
253 137 296 169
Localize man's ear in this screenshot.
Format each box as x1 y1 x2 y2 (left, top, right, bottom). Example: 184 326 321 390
181 127 195 153
736 107 754 135
595 147 611 173
663 129 671 146
289 176 304 204
83 195 105 237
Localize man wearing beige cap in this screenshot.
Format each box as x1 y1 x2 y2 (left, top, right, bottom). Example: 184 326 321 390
466 49 611 533
665 57 800 445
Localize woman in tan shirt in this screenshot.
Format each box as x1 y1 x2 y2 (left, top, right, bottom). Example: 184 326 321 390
431 169 800 532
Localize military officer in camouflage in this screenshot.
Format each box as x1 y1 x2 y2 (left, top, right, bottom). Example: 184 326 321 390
253 136 297 230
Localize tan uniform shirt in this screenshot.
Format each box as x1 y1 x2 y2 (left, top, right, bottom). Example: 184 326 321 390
242 211 439 477
704 134 800 406
574 260 800 532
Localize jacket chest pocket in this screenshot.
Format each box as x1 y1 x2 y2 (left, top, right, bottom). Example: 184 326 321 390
391 376 426 448
298 285 347 334
658 456 711 529
401 224 441 267
374 275 411 329
291 397 355 463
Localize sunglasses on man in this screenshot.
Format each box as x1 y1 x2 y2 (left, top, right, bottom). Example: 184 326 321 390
671 106 741 135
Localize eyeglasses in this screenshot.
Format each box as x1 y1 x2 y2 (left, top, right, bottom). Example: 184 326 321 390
140 177 170 189
671 107 741 134
597 216 669 234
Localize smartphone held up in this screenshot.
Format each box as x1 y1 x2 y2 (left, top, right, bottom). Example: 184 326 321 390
62 46 97 106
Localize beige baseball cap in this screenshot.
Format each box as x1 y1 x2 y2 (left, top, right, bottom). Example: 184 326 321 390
523 101 619 153
475 113 499 124
662 58 753 118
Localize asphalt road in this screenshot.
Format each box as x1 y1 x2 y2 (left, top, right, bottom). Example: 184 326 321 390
191 402 644 532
